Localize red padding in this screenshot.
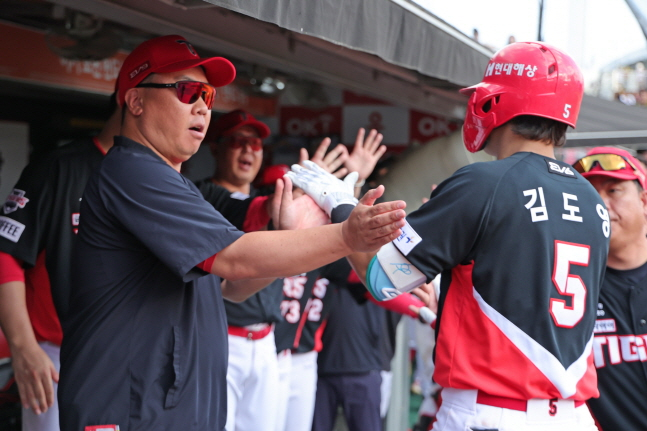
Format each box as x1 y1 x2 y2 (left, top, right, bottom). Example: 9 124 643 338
365 290 424 319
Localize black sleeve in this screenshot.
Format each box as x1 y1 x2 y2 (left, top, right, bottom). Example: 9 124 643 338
397 164 496 282
98 160 244 281
0 154 56 265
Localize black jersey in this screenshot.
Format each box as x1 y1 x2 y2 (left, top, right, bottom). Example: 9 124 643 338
59 137 243 431
274 259 350 353
0 137 105 326
317 278 388 375
398 152 609 400
194 179 283 326
587 265 647 430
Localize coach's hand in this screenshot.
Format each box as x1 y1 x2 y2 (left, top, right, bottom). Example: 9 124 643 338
286 160 358 216
342 185 406 252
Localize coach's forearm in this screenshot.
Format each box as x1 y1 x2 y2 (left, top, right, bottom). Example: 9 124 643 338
212 224 352 280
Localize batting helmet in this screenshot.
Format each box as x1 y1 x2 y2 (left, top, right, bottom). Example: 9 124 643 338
460 42 584 153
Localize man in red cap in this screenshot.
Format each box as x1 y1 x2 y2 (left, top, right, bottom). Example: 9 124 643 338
196 110 280 431
573 147 647 431
56 35 405 431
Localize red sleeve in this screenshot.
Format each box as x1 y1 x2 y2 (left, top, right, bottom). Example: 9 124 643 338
365 290 424 319
242 196 271 232
196 254 218 273
0 252 24 284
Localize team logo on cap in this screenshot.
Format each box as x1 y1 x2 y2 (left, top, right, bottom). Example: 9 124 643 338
176 39 197 56
3 189 29 214
129 62 150 80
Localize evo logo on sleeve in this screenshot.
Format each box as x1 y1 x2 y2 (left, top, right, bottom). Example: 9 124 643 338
545 159 575 178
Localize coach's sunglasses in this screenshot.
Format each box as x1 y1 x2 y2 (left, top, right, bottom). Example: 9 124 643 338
222 135 263 152
135 80 216 109
572 153 640 174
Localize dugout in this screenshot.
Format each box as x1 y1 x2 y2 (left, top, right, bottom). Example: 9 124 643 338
1 1 647 429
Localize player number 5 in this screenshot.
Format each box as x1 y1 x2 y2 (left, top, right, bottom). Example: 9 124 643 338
550 241 589 328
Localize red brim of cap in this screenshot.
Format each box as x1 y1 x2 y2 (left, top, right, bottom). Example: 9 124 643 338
155 57 236 88
224 119 271 139
581 169 646 188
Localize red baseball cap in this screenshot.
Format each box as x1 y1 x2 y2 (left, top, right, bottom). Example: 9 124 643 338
206 109 271 141
575 146 647 189
117 34 236 107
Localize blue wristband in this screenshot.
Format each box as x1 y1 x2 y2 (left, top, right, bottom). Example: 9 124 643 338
366 256 402 302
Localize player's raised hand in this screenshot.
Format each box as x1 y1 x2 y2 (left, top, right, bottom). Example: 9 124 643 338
299 137 349 179
344 128 386 183
341 185 406 252
286 160 358 216
274 176 329 231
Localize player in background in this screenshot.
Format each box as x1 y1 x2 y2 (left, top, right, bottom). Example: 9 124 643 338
273 132 432 431
198 106 403 431
0 96 120 431
196 109 285 431
289 41 609 431
572 147 647 431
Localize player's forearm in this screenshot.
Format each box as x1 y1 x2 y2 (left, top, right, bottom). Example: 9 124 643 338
212 224 352 280
221 277 276 302
0 281 39 351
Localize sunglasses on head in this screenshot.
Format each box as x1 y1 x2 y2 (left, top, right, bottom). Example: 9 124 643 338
135 80 216 109
572 153 640 174
222 135 263 151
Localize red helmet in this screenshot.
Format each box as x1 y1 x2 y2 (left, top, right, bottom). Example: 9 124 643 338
460 42 584 153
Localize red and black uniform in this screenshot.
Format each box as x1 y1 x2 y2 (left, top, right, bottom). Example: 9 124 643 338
0 137 106 342
587 263 647 430
274 259 350 354
399 152 609 401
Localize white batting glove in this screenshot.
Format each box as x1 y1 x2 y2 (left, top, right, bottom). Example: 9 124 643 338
286 160 359 217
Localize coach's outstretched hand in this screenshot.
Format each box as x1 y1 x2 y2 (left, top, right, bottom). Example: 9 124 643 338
341 185 406 253
286 160 358 216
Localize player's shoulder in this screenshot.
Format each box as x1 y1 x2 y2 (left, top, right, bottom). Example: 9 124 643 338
34 137 101 169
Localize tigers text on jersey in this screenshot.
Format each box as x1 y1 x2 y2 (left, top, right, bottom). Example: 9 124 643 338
587 266 647 430
399 152 609 401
